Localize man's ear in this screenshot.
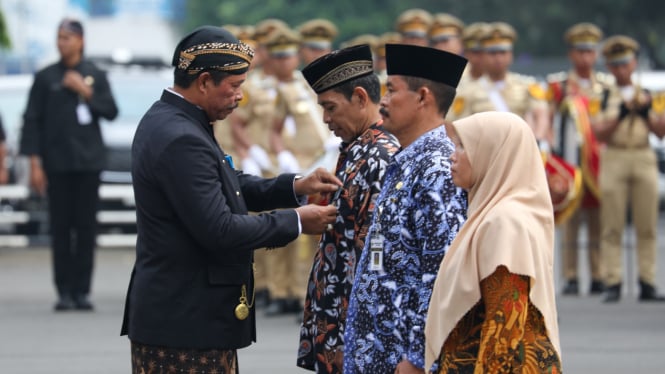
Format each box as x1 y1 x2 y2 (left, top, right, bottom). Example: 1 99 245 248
418 86 429 104
353 86 368 106
198 72 212 90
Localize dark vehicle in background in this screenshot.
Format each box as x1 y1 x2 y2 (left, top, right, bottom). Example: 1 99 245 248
0 64 171 247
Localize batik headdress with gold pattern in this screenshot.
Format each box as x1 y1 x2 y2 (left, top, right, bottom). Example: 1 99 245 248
302 44 375 94
172 26 254 75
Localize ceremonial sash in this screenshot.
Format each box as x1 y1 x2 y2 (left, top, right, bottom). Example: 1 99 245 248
543 153 583 225
562 95 601 201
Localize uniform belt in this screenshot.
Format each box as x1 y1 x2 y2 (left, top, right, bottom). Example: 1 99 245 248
607 144 649 149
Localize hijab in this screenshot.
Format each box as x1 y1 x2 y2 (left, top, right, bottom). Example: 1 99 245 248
424 111 561 370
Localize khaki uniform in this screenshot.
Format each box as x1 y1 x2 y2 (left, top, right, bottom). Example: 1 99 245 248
543 23 610 295
596 35 662 297
597 85 659 287
213 27 277 297
274 72 330 170
449 22 548 124
452 72 548 119
271 71 330 304
263 28 335 310
372 32 402 98
548 69 612 290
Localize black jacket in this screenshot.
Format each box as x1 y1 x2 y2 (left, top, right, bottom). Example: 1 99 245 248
20 59 118 173
121 90 301 349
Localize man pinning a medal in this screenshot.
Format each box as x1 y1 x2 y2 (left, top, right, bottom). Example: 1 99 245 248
120 25 341 373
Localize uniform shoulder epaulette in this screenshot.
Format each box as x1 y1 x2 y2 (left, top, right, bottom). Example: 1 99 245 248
594 71 615 86
528 81 548 100
510 72 537 85
546 71 568 83
238 87 250 107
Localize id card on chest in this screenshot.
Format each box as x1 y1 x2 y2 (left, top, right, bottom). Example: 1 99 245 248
369 205 385 272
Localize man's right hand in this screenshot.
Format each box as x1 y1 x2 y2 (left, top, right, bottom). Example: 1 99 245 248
29 157 47 196
296 204 337 235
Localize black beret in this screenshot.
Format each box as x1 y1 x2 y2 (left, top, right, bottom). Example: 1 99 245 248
385 44 467 88
171 26 254 75
302 44 374 94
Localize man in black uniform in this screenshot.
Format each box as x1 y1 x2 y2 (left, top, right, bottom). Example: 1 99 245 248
19 18 118 311
121 26 340 373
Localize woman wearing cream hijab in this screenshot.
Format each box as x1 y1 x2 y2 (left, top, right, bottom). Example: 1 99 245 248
425 111 562 373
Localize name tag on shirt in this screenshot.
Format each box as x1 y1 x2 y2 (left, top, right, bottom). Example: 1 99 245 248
369 234 384 271
77 102 92 125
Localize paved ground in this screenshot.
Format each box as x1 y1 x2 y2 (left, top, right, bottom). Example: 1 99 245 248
1 218 665 373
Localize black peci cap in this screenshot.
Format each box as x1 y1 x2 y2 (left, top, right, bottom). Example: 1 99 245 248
302 44 374 94
385 44 467 88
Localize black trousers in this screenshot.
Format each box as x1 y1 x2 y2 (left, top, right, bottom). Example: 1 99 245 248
47 171 100 297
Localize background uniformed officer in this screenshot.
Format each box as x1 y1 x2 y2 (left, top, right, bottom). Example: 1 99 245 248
591 35 665 303
547 22 612 296
264 27 341 316
394 8 432 47
298 18 338 67
428 13 464 55
450 22 550 139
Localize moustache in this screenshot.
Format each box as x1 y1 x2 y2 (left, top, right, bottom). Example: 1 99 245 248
379 107 390 118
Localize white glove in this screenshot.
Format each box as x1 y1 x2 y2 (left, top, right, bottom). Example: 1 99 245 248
324 136 342 152
241 157 262 176
277 150 301 173
537 139 551 154
248 144 273 171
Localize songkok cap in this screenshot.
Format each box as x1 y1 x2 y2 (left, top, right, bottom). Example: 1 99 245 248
302 44 374 94
480 22 517 52
386 44 467 88
254 18 289 45
340 33 378 50
265 27 301 57
298 19 338 50
602 35 639 65
374 32 402 59
59 18 84 36
565 22 603 50
395 8 433 39
428 13 464 42
223 24 257 50
462 22 489 52
172 26 254 75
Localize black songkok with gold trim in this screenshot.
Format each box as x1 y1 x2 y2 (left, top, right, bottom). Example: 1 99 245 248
385 44 467 88
302 44 374 94
171 26 254 75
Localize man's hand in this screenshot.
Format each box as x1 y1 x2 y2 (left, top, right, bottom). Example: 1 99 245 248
295 204 338 235
394 359 425 374
29 159 47 197
0 166 8 185
62 70 92 100
294 167 342 197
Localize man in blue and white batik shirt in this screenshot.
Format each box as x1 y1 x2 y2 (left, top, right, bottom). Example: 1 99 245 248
344 44 468 374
